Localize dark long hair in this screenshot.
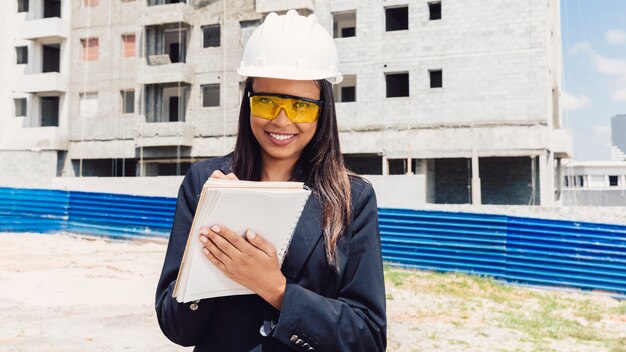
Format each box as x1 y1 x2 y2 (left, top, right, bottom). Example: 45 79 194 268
232 78 352 269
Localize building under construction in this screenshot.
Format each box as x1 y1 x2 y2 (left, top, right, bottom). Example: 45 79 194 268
0 0 572 205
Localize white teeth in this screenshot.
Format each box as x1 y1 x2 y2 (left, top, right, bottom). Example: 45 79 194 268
269 133 296 141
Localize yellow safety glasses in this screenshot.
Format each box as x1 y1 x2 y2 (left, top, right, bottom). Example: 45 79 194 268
249 92 323 123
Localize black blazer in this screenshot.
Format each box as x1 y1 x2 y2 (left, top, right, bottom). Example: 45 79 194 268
155 154 387 351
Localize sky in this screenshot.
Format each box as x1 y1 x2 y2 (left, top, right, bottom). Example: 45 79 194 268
561 0 626 160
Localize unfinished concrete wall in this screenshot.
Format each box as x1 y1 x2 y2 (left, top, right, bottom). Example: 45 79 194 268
69 0 141 147
0 151 58 188
363 174 426 209
2 0 71 150
0 0 570 206
329 0 553 132
63 0 565 159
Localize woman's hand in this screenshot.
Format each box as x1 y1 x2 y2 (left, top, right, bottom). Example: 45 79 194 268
210 170 239 180
198 225 286 310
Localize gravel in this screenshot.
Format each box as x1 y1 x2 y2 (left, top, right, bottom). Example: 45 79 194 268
1 233 624 352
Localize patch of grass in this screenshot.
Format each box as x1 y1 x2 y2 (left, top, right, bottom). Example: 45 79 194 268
451 320 464 327
536 294 569 313
425 274 476 298
384 265 411 287
448 338 469 345
384 266 625 351
506 301 523 310
495 305 602 344
610 302 626 315
422 271 520 306
576 299 604 322
606 337 626 352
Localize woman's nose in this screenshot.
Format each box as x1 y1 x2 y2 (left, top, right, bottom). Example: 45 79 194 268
272 108 292 127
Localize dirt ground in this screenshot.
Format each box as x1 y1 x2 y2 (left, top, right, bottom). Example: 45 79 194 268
0 233 624 352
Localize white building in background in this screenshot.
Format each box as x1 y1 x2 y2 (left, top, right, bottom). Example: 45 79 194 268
0 0 572 206
562 161 626 206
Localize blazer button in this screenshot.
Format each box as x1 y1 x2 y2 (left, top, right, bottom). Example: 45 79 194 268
302 343 310 349
290 335 298 343
295 339 304 346
259 324 270 337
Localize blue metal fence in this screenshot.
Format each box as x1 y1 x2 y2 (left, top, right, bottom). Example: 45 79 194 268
67 191 176 240
1 187 625 295
0 187 175 240
0 187 69 233
378 208 626 295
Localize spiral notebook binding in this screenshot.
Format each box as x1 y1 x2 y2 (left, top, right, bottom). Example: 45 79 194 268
277 190 310 265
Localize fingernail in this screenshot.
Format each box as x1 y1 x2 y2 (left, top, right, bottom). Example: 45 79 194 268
211 225 221 233
199 236 208 243
247 230 256 240
199 228 208 236
203 248 209 255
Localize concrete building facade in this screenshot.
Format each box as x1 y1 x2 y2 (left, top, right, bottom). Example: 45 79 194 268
1 0 71 186
1 0 572 206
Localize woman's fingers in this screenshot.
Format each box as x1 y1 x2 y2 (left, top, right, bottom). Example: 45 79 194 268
199 230 233 264
208 225 250 253
210 170 239 180
210 170 227 179
245 230 277 258
198 225 283 302
198 225 248 261
202 245 228 272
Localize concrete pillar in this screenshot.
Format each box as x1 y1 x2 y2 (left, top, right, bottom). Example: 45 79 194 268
381 155 388 175
471 150 481 205
425 159 435 204
539 151 555 206
555 158 562 205
137 160 147 177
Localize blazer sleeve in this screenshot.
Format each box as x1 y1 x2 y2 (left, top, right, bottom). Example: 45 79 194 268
271 182 387 352
155 163 215 347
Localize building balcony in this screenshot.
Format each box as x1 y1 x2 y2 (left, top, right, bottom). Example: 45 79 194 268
255 0 314 13
550 128 573 159
4 126 68 151
19 17 70 41
139 60 193 85
134 121 194 147
144 2 194 26
18 72 68 94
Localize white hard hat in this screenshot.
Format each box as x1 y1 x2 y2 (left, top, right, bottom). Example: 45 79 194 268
237 10 343 84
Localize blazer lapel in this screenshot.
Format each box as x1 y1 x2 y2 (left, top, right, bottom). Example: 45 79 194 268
281 195 324 280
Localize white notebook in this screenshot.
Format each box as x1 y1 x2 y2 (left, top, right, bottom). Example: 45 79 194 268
173 178 311 303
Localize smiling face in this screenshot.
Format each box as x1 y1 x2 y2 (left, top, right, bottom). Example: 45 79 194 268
250 77 320 168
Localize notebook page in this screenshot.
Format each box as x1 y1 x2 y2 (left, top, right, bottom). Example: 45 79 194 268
181 187 310 302
175 189 220 300
204 178 304 189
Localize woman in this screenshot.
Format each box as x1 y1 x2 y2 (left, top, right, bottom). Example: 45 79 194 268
156 10 386 351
